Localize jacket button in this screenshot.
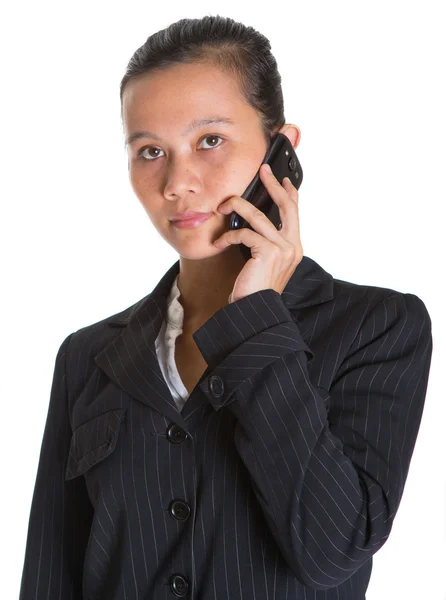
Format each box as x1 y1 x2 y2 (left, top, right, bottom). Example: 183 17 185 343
170 573 189 596
169 499 191 521
166 423 187 443
209 375 224 398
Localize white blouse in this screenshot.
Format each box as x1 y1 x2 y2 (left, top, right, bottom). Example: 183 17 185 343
154 273 233 413
154 273 190 412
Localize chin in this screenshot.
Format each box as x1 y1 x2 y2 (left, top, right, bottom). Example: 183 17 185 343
176 244 228 260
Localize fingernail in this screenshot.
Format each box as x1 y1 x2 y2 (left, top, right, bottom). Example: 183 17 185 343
264 164 272 173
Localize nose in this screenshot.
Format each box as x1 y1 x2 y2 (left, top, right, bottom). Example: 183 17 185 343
163 160 202 200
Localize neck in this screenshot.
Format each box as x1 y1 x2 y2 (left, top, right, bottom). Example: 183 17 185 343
176 246 248 334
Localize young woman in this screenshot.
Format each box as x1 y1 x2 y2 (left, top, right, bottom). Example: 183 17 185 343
19 15 433 600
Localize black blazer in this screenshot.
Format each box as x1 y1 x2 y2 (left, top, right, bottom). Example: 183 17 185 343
19 255 433 599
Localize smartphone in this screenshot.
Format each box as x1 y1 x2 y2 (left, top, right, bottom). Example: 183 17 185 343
229 132 303 261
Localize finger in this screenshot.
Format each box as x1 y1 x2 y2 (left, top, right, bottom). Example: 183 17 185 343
259 164 291 207
223 201 290 249
282 176 299 203
214 226 288 255
258 168 300 240
259 166 299 218
214 226 265 250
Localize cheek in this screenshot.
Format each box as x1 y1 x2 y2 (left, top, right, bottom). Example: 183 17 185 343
129 168 152 199
222 148 265 195
128 171 158 219
219 166 258 199
209 160 247 197
128 167 139 193
209 171 230 196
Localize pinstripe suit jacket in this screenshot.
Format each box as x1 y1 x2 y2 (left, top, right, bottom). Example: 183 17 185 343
19 255 433 600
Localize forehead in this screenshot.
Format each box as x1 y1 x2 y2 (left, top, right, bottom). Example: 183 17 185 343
122 62 251 132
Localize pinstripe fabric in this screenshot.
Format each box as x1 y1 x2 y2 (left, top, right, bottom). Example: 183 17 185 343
19 255 433 599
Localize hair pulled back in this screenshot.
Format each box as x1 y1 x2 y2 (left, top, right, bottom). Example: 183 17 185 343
120 15 286 145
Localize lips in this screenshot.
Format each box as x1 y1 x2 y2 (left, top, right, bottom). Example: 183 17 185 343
170 211 212 221
171 213 213 229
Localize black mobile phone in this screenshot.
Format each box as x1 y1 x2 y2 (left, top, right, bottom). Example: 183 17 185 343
229 132 303 261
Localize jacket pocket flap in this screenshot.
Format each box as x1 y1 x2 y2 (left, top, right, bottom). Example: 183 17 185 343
65 408 126 480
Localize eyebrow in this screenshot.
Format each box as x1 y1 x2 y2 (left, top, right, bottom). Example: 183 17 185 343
124 116 236 146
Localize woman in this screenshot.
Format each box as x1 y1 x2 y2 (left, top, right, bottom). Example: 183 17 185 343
19 15 433 600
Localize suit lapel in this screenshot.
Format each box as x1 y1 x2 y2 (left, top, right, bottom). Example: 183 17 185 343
94 260 188 428
94 255 334 426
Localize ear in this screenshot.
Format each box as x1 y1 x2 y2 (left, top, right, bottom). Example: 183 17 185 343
278 124 301 150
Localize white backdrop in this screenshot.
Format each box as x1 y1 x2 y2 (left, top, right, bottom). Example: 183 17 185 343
2 1 444 598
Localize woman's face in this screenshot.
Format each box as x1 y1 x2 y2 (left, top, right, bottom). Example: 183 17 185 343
121 61 271 259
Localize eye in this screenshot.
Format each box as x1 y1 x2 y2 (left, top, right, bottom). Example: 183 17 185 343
137 146 165 161
137 134 224 161
200 135 224 150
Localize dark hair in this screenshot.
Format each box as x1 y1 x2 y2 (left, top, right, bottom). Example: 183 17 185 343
119 15 286 145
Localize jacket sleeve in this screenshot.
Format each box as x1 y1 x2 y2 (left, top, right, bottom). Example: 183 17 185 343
19 333 94 599
197 290 433 590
